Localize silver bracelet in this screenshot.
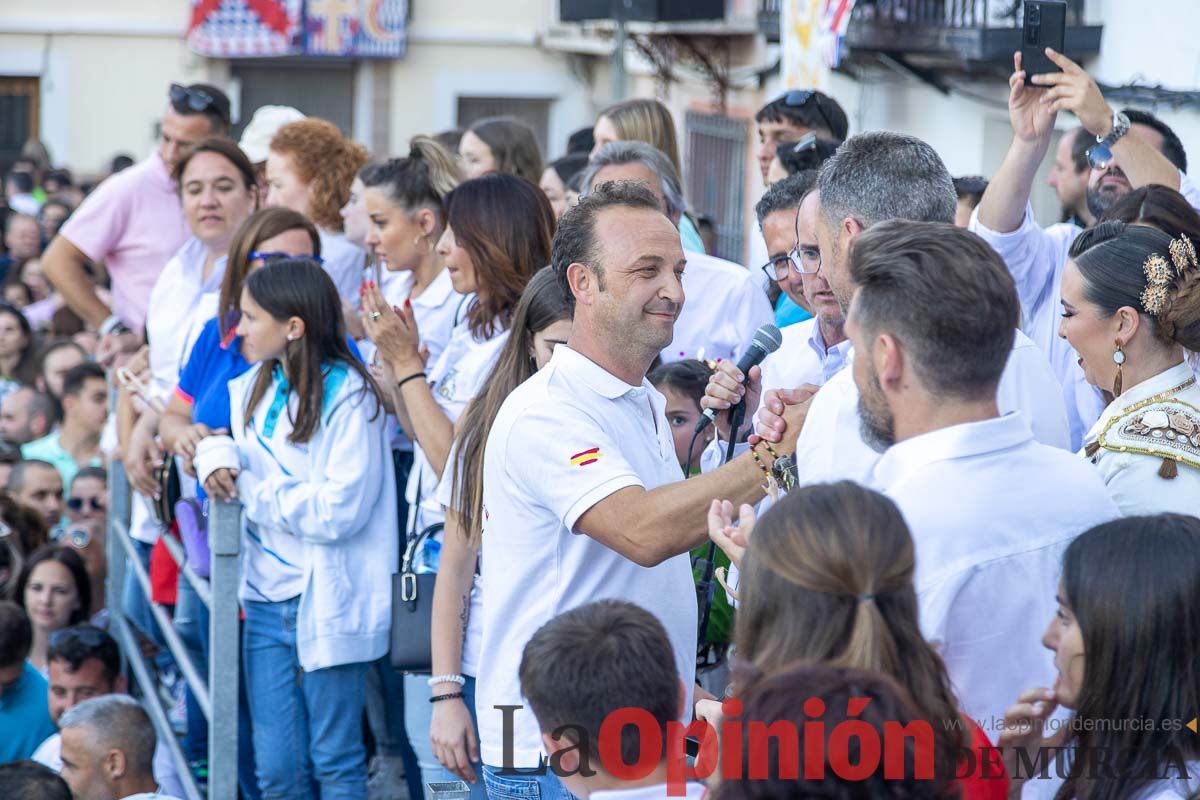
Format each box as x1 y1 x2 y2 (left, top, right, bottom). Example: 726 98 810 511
426 674 466 687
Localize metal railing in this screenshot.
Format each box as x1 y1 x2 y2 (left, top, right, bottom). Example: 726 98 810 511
850 0 1087 30
106 461 242 800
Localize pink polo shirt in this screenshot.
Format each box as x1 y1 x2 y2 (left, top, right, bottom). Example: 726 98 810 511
59 152 188 332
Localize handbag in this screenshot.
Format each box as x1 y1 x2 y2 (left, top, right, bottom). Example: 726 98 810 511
389 470 442 673
152 457 182 527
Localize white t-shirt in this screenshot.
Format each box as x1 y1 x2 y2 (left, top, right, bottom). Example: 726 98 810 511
871 413 1119 729
406 315 508 536
662 249 773 363
33 731 185 800
131 236 225 545
476 345 697 769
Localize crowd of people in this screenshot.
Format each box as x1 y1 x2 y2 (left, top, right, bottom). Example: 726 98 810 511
0 43 1198 800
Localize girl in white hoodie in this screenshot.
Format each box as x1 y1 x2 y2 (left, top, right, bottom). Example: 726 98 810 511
217 258 396 799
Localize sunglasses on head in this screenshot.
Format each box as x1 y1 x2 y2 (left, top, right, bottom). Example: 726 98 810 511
248 251 325 266
49 625 107 649
773 89 835 138
66 497 105 513
169 83 218 115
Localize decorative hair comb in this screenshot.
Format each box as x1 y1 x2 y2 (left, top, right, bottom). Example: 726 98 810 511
1142 234 1198 316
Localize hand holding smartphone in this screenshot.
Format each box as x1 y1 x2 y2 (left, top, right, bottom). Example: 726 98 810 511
1021 1 1067 86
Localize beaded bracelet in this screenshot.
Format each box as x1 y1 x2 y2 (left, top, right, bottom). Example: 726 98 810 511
427 674 466 688
430 692 465 703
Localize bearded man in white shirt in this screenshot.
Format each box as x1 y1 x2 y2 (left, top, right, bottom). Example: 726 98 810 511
843 218 1119 733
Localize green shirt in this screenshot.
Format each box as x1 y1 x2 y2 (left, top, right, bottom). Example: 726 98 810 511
21 431 103 494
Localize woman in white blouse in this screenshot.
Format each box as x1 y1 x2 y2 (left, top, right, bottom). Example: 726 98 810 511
1059 221 1200 514
999 514 1200 800
362 173 556 793
216 258 395 798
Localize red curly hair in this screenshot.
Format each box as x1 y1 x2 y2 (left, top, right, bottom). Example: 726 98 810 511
269 119 368 231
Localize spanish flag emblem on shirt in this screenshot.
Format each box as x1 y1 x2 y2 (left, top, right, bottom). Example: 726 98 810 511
570 447 601 467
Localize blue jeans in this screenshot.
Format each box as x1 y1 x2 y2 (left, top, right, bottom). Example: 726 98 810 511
405 674 488 799
243 597 370 800
482 764 578 800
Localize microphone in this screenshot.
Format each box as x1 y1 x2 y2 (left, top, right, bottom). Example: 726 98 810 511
695 323 783 434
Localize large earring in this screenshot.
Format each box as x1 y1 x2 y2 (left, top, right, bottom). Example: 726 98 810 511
1112 342 1126 396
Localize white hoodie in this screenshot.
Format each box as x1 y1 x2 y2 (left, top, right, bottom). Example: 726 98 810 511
229 361 397 671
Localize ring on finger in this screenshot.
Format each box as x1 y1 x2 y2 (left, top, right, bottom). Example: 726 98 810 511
368 311 382 321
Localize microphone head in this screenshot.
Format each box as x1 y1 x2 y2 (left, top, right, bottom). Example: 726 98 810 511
752 324 783 355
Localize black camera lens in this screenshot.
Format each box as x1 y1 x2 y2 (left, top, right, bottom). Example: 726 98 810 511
1028 6 1041 23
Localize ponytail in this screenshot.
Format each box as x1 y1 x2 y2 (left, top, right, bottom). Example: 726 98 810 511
359 136 463 221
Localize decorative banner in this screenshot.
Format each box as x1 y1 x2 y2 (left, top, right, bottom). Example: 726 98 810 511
187 0 407 59
782 0 858 89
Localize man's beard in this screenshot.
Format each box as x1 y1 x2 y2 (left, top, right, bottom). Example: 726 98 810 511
857 372 895 453
1085 171 1130 221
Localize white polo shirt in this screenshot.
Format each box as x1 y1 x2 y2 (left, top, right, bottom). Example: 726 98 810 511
782 328 1073 486
476 345 697 769
662 249 774 363
872 412 1119 732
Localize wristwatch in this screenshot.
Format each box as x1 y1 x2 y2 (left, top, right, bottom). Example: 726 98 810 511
1086 110 1131 170
98 314 131 337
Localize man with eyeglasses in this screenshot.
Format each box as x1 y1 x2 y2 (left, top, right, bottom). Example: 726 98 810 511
699 172 850 470
42 83 231 365
31 626 183 799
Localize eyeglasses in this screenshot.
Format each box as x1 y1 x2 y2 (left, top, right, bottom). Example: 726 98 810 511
66 497 105 513
49 527 92 549
774 89 836 139
169 83 218 115
248 252 325 266
760 245 822 282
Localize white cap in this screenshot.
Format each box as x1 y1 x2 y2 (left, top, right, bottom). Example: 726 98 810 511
238 105 306 163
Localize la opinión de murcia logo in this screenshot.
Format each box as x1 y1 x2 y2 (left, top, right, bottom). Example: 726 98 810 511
492 702 1199 796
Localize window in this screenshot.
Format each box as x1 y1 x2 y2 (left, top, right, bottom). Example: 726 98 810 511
0 77 39 174
231 61 355 138
684 110 747 262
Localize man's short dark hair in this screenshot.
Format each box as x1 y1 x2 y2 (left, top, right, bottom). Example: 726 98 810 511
0 761 72 800
755 170 818 227
755 90 849 143
5 172 34 195
61 362 105 399
819 131 957 230
1123 108 1187 173
849 220 1019 400
171 83 232 135
110 154 135 174
552 181 663 308
71 466 107 491
27 389 59 428
520 600 680 767
0 600 33 668
7 458 59 493
47 624 120 684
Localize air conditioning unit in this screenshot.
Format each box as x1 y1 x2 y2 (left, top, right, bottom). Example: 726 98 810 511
560 0 726 23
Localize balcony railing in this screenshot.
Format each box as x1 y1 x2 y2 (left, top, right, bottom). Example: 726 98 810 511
758 0 782 42
843 0 1101 67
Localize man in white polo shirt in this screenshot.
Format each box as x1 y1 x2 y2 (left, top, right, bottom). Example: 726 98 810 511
476 182 807 798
